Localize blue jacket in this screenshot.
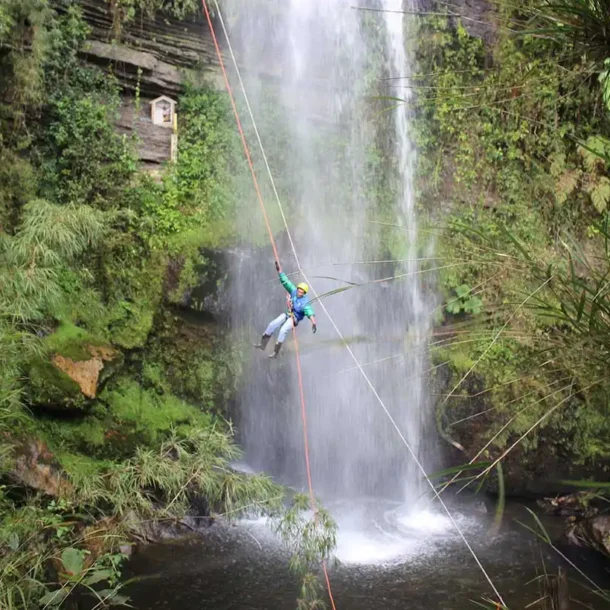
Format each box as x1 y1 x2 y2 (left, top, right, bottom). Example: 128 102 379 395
279 272 314 322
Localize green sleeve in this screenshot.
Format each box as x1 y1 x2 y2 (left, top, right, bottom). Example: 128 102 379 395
279 272 296 294
303 304 314 318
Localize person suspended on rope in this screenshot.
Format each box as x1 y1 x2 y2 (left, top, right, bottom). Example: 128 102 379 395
254 260 317 358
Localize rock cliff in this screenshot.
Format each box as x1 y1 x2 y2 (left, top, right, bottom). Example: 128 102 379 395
54 0 222 97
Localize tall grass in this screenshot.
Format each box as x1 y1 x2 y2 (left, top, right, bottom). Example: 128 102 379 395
525 0 610 67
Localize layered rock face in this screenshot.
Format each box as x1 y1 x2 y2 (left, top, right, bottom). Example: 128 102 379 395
64 0 221 97
52 0 222 172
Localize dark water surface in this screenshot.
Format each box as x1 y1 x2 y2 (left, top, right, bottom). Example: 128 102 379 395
126 499 610 610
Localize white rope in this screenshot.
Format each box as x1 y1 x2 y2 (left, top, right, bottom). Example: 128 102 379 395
213 2 506 605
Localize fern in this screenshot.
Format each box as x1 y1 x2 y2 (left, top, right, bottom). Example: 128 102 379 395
578 136 610 171
589 176 610 214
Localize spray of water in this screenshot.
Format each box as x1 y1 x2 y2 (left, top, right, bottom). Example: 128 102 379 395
225 1 437 531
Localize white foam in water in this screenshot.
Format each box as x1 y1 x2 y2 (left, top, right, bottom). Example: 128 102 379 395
239 514 270 527
333 503 470 565
233 492 478 566
335 531 419 564
396 509 453 535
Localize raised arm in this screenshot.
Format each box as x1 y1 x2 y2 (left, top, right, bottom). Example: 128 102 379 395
275 260 296 294
279 272 296 294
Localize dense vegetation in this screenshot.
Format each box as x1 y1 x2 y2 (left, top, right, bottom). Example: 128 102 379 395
412 0 610 493
0 1 339 608
3 0 610 606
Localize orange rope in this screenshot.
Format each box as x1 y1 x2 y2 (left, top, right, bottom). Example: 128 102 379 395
201 2 337 608
292 328 338 610
200 0 279 264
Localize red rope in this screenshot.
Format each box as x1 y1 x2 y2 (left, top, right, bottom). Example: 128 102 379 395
291 328 337 610
201 2 337 608
200 0 279 264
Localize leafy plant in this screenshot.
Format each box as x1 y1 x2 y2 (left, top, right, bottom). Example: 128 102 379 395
39 547 129 608
108 0 201 38
445 284 483 315
0 0 52 131
0 200 106 322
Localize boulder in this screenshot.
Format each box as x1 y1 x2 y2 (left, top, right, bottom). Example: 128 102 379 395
52 346 119 399
537 492 599 519
567 515 610 558
27 323 123 411
9 439 72 497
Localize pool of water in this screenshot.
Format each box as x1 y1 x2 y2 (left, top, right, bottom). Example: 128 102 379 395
126 497 609 610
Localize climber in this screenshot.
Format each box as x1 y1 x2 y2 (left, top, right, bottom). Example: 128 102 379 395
254 261 317 358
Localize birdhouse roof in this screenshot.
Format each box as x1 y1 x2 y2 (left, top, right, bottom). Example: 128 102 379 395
150 95 176 106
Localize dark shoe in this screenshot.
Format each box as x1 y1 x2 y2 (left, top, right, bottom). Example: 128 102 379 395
254 334 271 350
269 342 282 359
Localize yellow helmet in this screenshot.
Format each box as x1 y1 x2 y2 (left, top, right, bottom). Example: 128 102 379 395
297 282 309 294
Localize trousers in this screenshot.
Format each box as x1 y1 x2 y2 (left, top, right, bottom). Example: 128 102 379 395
264 313 295 344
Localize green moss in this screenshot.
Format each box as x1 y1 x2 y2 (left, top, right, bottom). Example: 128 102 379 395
41 416 107 452
24 321 121 411
37 378 211 460
106 301 156 350
145 314 241 414
56 451 114 479
27 356 88 411
44 321 105 361
100 249 167 350
101 377 208 437
434 343 475 374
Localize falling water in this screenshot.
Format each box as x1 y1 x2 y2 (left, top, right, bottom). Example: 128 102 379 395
225 0 436 522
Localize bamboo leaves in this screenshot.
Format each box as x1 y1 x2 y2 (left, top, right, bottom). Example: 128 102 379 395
0 200 106 322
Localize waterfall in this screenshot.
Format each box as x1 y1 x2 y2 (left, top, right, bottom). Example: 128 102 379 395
225 0 435 508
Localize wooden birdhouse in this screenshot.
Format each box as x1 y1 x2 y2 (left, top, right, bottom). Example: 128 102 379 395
150 95 176 128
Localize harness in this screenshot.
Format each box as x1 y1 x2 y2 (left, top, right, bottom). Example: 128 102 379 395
286 294 297 325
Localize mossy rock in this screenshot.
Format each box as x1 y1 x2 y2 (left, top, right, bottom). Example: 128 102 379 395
25 322 124 411
28 357 89 411
44 321 107 361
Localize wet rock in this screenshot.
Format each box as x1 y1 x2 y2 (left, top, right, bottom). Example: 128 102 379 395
184 248 230 320
566 515 610 558
124 510 213 544
538 492 599 519
419 0 498 43
9 439 72 497
28 356 89 411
